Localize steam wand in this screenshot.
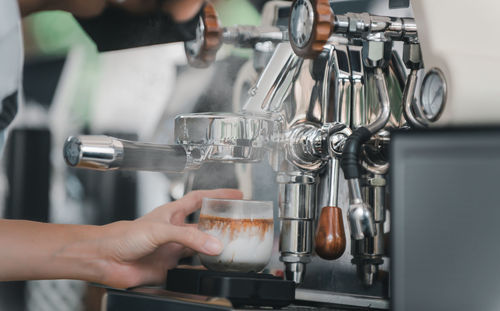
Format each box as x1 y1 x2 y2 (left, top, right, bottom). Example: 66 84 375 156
340 36 392 241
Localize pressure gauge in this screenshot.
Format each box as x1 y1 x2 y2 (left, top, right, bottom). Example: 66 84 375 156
419 68 447 122
290 0 315 48
288 0 333 58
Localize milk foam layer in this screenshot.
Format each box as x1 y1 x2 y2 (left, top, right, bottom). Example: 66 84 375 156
198 215 273 272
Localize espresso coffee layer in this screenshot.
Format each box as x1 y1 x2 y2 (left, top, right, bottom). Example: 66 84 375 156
199 215 273 240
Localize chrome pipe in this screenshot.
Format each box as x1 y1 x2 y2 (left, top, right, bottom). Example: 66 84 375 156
222 25 287 48
328 158 341 207
403 69 428 128
321 45 335 123
278 172 316 284
347 179 376 240
365 67 391 134
347 201 376 240
333 13 417 40
347 179 364 205
243 43 302 113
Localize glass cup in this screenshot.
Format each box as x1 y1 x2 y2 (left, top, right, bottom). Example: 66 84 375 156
198 198 274 273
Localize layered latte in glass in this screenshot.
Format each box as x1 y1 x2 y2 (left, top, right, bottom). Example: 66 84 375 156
198 198 274 272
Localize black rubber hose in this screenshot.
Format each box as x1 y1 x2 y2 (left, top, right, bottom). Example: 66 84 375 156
340 127 372 180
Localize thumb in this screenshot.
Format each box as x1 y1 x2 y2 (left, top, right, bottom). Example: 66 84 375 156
157 225 223 256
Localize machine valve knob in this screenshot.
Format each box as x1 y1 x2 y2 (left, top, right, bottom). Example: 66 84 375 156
289 0 333 59
184 2 222 68
315 205 346 260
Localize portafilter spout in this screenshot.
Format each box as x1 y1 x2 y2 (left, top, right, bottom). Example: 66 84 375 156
63 135 201 172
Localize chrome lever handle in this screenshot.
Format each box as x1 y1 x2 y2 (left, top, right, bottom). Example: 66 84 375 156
64 135 193 172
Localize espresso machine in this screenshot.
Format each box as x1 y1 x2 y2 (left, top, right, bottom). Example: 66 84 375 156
62 0 500 309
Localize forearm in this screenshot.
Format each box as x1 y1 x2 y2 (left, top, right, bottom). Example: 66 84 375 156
0 220 106 283
17 0 45 16
18 0 205 19
17 0 107 17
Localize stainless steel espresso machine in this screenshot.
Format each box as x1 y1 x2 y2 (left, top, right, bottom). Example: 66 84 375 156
62 0 455 309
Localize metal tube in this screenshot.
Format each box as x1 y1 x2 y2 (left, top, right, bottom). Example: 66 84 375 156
333 13 417 40
222 25 286 48
403 69 427 128
372 181 386 223
328 158 341 207
347 178 363 204
322 45 335 123
365 67 391 134
243 43 302 113
64 135 189 172
278 173 316 284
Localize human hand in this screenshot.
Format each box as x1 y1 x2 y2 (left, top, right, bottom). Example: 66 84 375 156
18 0 107 17
108 0 205 21
94 188 242 288
161 0 206 22
19 0 206 19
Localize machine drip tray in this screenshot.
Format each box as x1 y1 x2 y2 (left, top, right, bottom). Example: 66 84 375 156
165 268 295 308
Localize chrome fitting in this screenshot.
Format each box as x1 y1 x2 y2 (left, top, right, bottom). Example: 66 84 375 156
362 36 392 69
403 40 423 70
287 123 346 170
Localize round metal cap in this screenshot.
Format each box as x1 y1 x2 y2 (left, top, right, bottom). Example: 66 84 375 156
63 136 82 167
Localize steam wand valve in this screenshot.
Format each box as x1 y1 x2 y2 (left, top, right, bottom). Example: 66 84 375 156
184 2 287 68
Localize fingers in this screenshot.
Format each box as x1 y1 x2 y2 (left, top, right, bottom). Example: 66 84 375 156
173 189 243 218
152 224 223 256
162 0 205 22
108 0 158 14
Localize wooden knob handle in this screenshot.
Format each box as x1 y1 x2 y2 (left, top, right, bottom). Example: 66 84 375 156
184 2 222 68
289 0 333 59
315 206 346 260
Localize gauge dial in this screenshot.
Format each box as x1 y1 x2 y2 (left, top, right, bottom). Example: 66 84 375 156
419 68 447 122
290 0 315 48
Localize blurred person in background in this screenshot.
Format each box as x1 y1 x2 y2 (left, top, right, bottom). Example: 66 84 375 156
0 0 242 288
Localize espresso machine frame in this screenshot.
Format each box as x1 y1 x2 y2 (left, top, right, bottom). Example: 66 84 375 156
63 1 447 309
